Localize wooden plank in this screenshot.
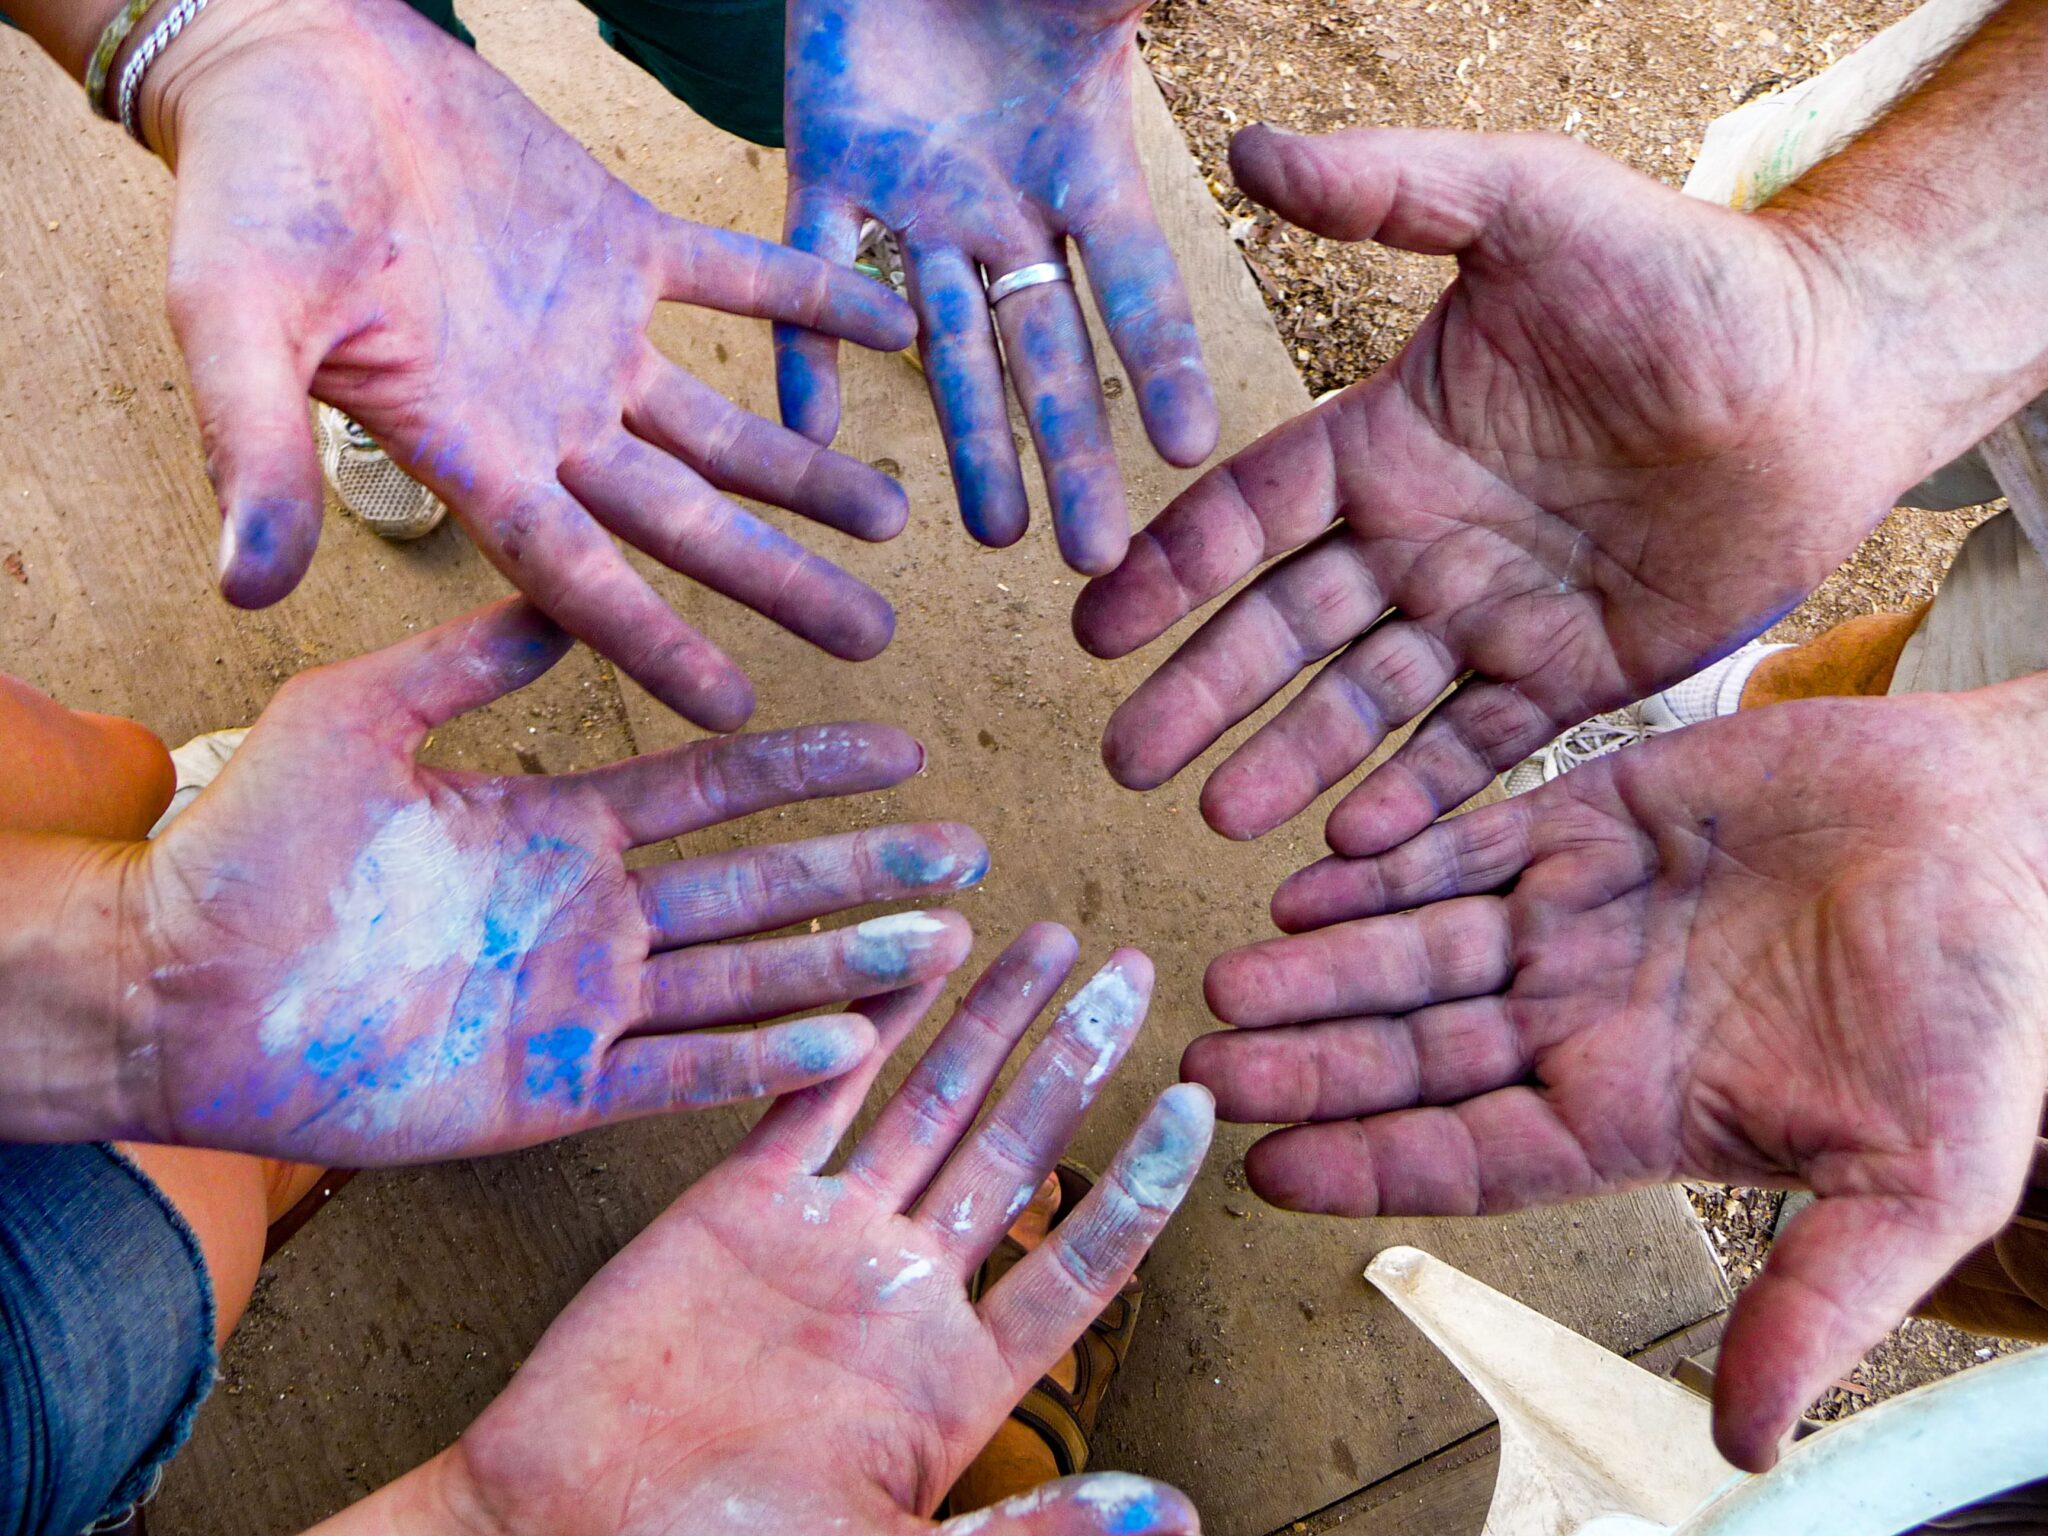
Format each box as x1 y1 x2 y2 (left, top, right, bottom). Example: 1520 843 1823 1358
1978 398 2048 565
1890 509 2048 697
0 6 1727 1534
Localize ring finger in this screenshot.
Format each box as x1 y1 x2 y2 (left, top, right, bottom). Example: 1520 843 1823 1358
985 236 1127 575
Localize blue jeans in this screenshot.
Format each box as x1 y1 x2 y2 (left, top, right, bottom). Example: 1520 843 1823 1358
0 1143 215 1536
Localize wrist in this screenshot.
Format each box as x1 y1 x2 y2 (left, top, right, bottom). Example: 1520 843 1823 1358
1758 193 2048 497
300 1449 505 1536
1745 0 2048 498
0 833 163 1143
130 0 297 164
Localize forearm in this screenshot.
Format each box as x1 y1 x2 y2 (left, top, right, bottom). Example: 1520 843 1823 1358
0 833 157 1142
5 0 130 81
1761 0 2048 483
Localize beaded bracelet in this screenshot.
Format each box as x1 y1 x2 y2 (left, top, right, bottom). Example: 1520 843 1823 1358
113 0 215 145
83 0 155 119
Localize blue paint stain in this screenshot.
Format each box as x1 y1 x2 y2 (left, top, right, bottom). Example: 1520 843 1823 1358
1107 1491 1164 1534
524 1025 595 1107
287 203 352 248
777 338 825 430
878 839 959 887
784 1023 855 1076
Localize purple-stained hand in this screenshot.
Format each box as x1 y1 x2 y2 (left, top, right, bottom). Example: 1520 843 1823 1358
1080 124 1940 851
113 598 981 1166
779 0 1219 574
1181 681 2048 1471
308 926 1211 1536
145 0 916 731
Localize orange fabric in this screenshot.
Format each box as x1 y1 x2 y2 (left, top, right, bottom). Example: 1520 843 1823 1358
1738 606 1930 709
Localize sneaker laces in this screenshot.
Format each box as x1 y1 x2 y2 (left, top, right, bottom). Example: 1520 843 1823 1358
1544 707 1649 771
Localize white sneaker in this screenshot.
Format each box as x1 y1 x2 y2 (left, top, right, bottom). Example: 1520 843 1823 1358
1500 641 1795 796
147 727 250 838
314 404 448 541
855 219 907 299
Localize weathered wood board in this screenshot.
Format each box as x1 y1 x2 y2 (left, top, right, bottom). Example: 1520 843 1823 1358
0 6 1727 1533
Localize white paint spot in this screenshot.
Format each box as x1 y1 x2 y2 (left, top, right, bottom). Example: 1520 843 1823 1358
877 1249 934 1301
1004 1179 1038 1224
1062 965 1146 1092
853 912 949 942
1073 1472 1162 1518
949 1193 976 1233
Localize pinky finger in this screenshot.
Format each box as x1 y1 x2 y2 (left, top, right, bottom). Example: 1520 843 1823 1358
940 1474 1202 1535
593 1013 878 1119
979 1084 1214 1385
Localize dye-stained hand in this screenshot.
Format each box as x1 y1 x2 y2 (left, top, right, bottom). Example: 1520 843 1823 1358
361 927 1210 1535
779 0 1218 574
149 0 917 732
1181 684 2048 1472
1081 124 1928 853
122 598 983 1166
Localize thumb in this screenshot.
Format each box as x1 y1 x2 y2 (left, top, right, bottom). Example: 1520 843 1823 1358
282 598 571 749
165 280 325 608
1227 122 1594 259
937 1475 1200 1536
1711 1189 1996 1474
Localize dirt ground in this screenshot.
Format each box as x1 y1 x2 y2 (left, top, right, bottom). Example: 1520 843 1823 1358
1137 0 2024 1418
1139 0 2000 638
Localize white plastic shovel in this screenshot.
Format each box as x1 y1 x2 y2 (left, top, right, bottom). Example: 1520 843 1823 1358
1366 1245 2048 1536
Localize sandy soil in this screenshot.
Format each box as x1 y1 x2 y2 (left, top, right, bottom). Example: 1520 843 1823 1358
1139 0 2023 1416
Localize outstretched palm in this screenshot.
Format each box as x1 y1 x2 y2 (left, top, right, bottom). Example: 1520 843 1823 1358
127 600 979 1166
414 928 1212 1535
780 0 1217 573
1184 685 2048 1470
156 0 915 729
1082 124 1927 855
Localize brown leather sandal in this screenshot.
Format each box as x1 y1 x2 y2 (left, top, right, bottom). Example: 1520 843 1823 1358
948 1162 1147 1503
263 1168 358 1261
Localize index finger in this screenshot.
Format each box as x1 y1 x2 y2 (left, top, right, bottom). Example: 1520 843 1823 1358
978 1083 1214 1386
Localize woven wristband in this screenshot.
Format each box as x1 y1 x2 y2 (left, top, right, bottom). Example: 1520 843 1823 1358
84 0 155 119
114 0 216 145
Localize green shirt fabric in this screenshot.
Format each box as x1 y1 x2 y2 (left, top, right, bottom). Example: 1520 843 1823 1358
405 0 786 148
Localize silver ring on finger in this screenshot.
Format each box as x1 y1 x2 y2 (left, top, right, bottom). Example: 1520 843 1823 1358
985 260 1072 306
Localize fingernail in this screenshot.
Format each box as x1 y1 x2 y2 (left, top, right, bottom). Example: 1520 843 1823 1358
1062 962 1150 1095
780 1017 872 1077
1121 1084 1215 1210
877 837 986 891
